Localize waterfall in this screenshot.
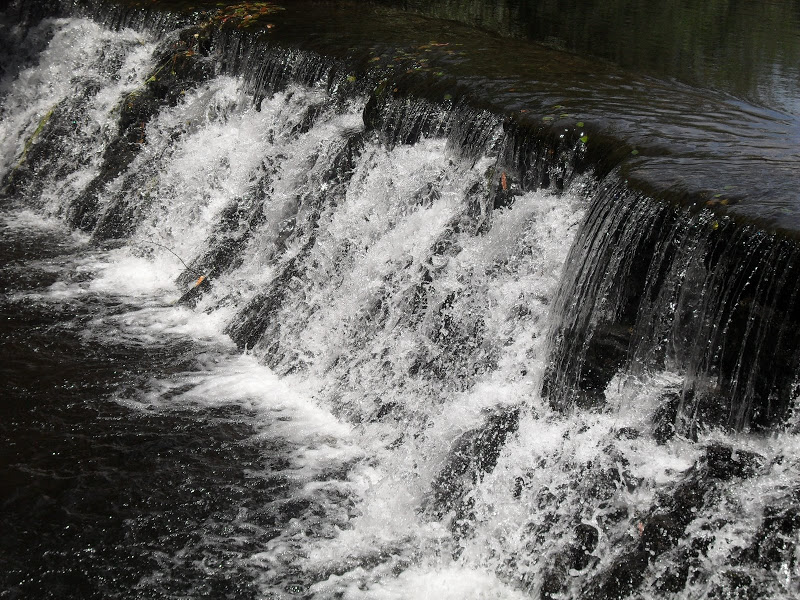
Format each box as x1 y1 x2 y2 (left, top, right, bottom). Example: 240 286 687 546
2 1 799 598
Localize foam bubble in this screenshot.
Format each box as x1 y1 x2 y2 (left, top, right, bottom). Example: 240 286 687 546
316 565 530 600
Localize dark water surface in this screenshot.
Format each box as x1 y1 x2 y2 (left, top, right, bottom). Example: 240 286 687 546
389 0 800 115
0 214 299 599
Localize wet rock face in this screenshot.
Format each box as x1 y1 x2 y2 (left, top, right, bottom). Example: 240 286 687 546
175 272 211 308
707 570 765 600
575 443 768 599
223 132 364 355
571 523 599 570
540 521 602 599
426 407 520 525
574 323 632 408
74 26 216 235
646 480 800 600
582 548 649 600
701 443 765 481
226 251 306 352
652 389 681 444
746 486 800 571
498 120 588 195
642 443 765 548
1 97 83 200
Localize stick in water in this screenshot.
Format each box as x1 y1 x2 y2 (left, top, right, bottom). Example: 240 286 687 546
139 240 207 288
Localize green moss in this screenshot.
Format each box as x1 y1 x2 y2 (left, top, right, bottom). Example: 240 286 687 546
13 107 54 171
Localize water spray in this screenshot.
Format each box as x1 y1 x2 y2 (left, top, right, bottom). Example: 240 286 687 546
138 239 209 294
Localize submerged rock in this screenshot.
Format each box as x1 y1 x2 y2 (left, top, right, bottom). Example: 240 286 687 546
745 486 800 571
574 442 768 599
582 548 649 600
652 388 682 445
426 407 520 523
702 443 765 481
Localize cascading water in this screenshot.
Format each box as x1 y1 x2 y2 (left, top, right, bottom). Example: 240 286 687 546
2 1 799 599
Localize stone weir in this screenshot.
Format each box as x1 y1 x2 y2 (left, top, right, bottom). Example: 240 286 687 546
5 0 800 436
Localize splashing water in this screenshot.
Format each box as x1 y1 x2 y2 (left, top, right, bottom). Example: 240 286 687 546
2 6 799 600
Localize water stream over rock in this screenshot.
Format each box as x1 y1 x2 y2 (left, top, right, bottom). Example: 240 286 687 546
2 1 799 598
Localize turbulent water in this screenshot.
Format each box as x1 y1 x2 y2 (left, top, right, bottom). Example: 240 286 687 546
2 3 799 600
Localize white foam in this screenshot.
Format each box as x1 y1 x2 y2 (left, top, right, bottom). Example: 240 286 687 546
88 249 182 295
0 18 155 213
0 208 75 232
316 565 530 600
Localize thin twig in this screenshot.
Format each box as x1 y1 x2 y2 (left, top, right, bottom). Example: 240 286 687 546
139 239 202 277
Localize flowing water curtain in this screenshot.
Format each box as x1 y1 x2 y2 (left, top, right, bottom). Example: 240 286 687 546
543 169 800 434
2 1 800 598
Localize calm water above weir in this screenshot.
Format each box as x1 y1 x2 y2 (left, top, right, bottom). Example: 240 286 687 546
2 1 800 599
107 0 800 230
389 0 800 116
